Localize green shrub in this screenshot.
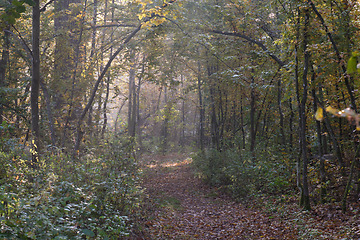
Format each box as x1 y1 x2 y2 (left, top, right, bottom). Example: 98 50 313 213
192 146 294 200
0 136 142 239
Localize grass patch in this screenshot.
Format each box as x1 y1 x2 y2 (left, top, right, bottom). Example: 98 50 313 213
159 195 183 211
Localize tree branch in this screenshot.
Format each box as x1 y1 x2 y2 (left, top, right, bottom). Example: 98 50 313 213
209 29 286 67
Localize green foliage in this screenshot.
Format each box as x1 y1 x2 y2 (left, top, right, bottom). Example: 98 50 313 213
0 136 142 239
0 0 34 28
347 51 360 74
192 147 294 200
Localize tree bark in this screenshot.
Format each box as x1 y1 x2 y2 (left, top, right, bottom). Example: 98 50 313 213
294 7 304 207
240 94 245 149
300 8 311 210
312 88 326 203
250 76 256 153
0 26 10 127
181 74 185 147
289 98 294 149
40 81 56 146
277 79 285 146
197 61 205 151
31 0 41 163
128 52 136 138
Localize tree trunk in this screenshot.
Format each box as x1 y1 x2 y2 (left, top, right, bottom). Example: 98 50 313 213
181 74 185 147
294 8 304 207
198 61 205 151
0 26 10 127
101 0 113 138
289 98 294 149
114 99 127 133
31 0 40 163
240 94 245 150
128 52 136 138
342 144 360 212
277 79 285 146
40 81 56 146
300 8 311 210
312 88 326 203
209 73 219 150
135 59 144 149
61 1 87 147
250 76 256 153
162 86 169 153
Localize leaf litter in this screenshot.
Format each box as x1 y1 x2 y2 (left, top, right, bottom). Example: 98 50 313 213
131 153 360 239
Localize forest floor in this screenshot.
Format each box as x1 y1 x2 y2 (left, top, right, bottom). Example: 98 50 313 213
133 153 360 239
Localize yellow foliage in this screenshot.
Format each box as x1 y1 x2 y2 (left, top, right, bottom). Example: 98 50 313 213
317 106 360 131
315 107 323 121
325 106 340 116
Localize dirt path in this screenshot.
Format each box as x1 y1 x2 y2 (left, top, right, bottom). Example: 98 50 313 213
139 153 297 239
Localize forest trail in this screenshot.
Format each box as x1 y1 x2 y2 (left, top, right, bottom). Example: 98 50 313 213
138 153 297 239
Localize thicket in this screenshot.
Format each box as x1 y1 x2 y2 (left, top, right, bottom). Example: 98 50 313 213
192 143 355 206
0 136 142 239
192 145 294 200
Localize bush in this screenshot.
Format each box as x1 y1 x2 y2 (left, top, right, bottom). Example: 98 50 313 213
0 136 142 239
192 146 294 200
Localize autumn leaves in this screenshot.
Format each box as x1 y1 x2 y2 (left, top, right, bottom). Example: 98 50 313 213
315 53 360 131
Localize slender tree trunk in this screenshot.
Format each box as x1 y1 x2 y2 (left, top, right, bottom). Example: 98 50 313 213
0 26 10 127
162 86 169 153
181 74 185 147
128 52 136 138
240 94 245 150
289 98 294 149
277 79 285 146
40 81 56 146
54 0 81 147
209 75 219 150
250 76 256 153
61 1 87 147
294 8 304 206
31 0 40 163
114 99 127 133
312 88 326 203
198 61 205 151
300 8 311 210
101 0 113 138
136 59 144 148
342 144 360 212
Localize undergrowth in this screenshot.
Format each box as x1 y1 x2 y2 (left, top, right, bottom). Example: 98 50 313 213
192 146 294 200
0 136 142 239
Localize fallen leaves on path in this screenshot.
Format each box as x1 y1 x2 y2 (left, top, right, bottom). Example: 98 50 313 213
138 153 297 239
130 153 360 239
